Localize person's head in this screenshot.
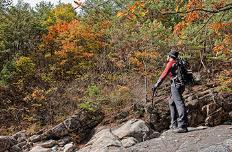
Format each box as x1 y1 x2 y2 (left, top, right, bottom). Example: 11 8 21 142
167 49 179 61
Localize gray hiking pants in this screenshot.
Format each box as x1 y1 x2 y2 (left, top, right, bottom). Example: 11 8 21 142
169 83 188 129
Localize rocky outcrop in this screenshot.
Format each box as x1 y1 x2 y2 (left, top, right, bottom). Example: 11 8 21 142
186 88 231 127
30 146 51 152
112 119 150 141
0 109 104 152
1 82 231 152
41 109 104 141
127 125 232 152
63 142 76 152
78 128 125 152
199 138 232 152
147 84 232 131
0 136 17 152
79 119 159 152
0 130 28 152
121 137 138 148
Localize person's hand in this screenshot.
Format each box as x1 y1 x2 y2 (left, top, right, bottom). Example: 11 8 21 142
152 79 161 93
152 85 157 93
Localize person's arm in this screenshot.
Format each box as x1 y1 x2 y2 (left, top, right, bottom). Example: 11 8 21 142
153 60 175 91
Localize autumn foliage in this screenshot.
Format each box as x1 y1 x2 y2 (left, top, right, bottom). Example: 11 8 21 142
0 0 231 134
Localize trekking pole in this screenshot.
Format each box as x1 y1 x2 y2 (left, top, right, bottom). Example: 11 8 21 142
151 90 157 108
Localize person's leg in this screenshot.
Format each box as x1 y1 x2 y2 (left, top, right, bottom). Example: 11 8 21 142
171 84 188 129
169 96 178 129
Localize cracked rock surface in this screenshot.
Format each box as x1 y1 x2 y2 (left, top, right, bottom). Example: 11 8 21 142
127 125 232 152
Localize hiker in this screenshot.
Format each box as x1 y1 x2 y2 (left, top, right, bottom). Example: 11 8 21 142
152 49 188 133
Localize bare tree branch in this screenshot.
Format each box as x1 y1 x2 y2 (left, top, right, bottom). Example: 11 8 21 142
74 0 111 10
192 14 215 36
162 3 232 15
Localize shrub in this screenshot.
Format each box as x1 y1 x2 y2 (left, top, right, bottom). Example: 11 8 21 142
217 70 232 93
79 84 102 111
0 60 16 85
40 72 54 83
87 84 101 98
109 85 133 107
15 56 36 78
79 101 96 112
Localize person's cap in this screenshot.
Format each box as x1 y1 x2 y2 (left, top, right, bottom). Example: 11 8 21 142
168 49 179 59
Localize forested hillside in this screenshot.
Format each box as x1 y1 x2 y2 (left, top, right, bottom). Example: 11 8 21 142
0 0 231 135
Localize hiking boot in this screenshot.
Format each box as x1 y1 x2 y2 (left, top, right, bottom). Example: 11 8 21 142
169 125 177 130
173 128 188 133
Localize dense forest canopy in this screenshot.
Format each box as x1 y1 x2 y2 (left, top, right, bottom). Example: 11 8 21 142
0 0 231 133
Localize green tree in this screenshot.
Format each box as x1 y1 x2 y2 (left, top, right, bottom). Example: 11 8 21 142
34 1 54 28
0 1 44 58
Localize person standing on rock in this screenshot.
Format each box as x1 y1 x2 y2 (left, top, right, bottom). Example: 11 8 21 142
152 49 188 133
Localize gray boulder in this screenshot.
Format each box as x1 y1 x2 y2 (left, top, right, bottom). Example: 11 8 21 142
12 130 27 143
51 145 58 152
29 146 51 152
58 137 71 147
29 134 46 143
29 109 104 144
0 136 17 152
44 109 104 141
16 140 27 149
112 119 150 142
78 128 125 152
121 137 138 148
46 122 69 139
9 145 21 152
63 142 76 152
39 140 57 148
